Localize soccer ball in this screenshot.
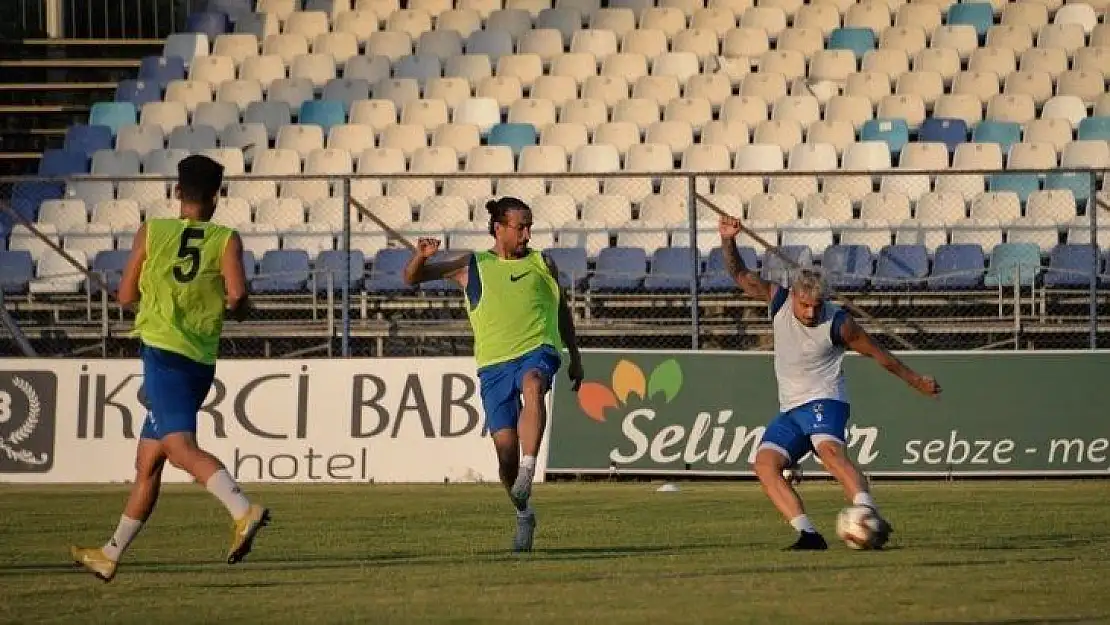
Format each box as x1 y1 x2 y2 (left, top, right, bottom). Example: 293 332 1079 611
835 505 888 550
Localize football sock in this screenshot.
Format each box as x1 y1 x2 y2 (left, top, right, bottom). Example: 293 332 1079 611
102 515 143 561
789 514 817 534
205 469 251 519
517 503 534 519
853 492 878 511
520 455 537 473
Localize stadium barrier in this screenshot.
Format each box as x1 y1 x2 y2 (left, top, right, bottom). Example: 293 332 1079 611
0 356 543 483
1 166 1107 360
548 349 1110 478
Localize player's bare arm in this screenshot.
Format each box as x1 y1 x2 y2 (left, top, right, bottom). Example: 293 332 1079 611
718 215 777 303
221 233 250 321
402 237 472 288
545 254 584 391
839 314 941 398
117 224 148 309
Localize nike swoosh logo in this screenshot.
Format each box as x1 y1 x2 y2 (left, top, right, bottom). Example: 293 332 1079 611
510 272 530 282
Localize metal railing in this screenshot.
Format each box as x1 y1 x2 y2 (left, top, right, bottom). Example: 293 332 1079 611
14 0 200 39
1 166 1107 357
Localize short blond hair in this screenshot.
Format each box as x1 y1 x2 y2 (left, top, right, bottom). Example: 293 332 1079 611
791 268 827 299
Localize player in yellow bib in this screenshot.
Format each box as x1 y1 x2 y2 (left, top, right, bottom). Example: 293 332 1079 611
71 155 269 582
404 197 584 552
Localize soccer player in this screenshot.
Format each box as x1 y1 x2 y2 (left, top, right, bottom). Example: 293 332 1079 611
402 196 584 552
71 155 269 581
718 214 941 550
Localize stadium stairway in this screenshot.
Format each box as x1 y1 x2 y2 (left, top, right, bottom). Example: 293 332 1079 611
0 37 163 175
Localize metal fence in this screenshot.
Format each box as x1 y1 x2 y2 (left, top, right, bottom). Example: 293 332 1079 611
14 0 201 39
1 166 1107 358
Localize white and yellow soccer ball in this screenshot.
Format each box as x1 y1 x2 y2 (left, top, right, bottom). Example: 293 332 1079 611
836 505 887 550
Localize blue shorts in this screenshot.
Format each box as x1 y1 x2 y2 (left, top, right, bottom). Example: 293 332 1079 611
477 345 562 435
759 399 850 466
138 344 216 440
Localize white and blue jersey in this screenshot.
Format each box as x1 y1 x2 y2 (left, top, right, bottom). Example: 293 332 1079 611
758 287 853 465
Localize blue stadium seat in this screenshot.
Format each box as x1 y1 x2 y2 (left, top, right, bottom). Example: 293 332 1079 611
64 125 114 159
314 250 366 293
0 250 34 295
115 79 163 108
972 121 1021 153
487 123 537 158
589 247 647 292
465 30 514 64
1044 244 1101 289
7 182 60 227
536 8 581 45
90 250 130 295
873 245 929 290
322 78 371 113
927 244 986 290
760 246 812 286
393 55 442 89
643 247 698 292
918 118 968 155
988 173 1039 204
299 100 347 133
88 102 137 137
1077 117 1110 141
206 0 253 23
365 248 416 294
186 11 231 40
138 56 186 89
702 245 758 292
37 149 88 176
822 245 873 291
252 250 311 293
241 250 257 280
947 2 994 37
1044 173 1093 206
827 27 877 59
544 247 589 291
860 119 909 158
985 242 1042 288
305 0 342 12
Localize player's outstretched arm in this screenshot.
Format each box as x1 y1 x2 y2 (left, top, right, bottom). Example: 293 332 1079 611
718 215 777 303
402 237 470 287
117 224 148 309
221 233 250 321
839 314 941 398
544 254 584 391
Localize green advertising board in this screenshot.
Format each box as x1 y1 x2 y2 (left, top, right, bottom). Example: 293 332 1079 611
548 350 1110 477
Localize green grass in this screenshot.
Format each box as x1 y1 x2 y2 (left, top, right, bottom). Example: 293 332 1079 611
2 481 1109 624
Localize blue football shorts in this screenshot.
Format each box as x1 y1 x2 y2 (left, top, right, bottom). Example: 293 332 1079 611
477 344 562 435
138 343 216 440
758 398 850 466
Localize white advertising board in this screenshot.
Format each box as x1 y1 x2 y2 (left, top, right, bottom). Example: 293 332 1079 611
0 359 550 484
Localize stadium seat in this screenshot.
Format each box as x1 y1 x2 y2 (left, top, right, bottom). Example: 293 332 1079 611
917 118 968 155
37 149 88 176
972 121 1022 154
186 11 231 40
365 248 416 294
947 3 994 38
252 249 311 293
299 100 347 133
30 249 89 295
1077 117 1110 142
138 56 186 89
761 246 812 286
88 102 137 137
0 250 34 295
163 33 209 66
487 123 537 157
90 250 130 295
828 27 877 59
1044 244 1101 289
314 249 366 293
590 247 647 292
544 247 589 291
702 245 758 292
872 244 928 291
643 247 698 292
985 242 1042 288
114 79 162 108
822 244 873 291
928 244 986 290
860 119 909 158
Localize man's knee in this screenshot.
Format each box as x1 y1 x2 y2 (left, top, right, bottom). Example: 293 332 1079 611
520 371 548 399
753 448 787 478
161 434 200 469
814 439 848 466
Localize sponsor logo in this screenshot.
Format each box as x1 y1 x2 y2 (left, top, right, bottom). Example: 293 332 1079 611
0 371 57 472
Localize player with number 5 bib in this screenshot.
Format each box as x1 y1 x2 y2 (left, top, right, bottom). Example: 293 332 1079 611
70 155 269 582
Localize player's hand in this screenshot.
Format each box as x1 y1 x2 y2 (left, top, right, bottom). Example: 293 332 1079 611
416 237 441 259
718 214 742 239
567 357 584 392
911 374 942 398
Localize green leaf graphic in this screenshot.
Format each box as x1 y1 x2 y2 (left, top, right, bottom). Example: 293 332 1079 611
646 359 683 403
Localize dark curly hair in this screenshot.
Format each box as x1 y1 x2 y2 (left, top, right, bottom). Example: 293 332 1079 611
486 196 531 236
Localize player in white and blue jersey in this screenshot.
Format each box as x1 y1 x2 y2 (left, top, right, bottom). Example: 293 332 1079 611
719 215 942 550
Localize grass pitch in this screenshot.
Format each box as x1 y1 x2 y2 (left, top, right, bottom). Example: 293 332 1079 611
1 480 1109 624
